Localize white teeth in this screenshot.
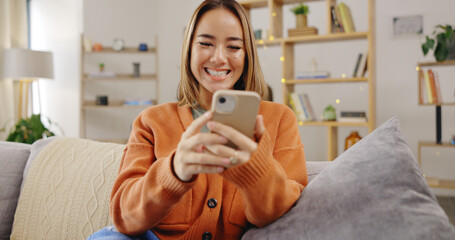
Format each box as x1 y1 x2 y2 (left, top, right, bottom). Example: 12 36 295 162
206 68 229 77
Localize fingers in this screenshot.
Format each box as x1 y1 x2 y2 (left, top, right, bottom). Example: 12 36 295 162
204 144 249 165
207 121 257 152
181 111 212 140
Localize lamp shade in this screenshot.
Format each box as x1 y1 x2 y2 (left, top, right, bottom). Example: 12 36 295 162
3 48 53 79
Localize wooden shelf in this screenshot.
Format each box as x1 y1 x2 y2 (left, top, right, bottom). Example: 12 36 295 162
243 0 375 161
426 177 455 190
419 141 455 148
83 73 157 81
255 32 369 45
80 34 159 140
240 0 325 9
418 102 455 106
84 47 156 54
283 32 369 44
417 60 455 67
285 77 368 84
83 100 156 110
299 121 369 127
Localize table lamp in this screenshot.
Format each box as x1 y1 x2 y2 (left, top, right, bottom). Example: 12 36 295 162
2 48 53 119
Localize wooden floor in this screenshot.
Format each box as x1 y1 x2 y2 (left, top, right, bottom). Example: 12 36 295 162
437 196 455 226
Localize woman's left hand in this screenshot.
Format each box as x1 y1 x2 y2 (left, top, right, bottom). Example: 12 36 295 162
205 114 265 166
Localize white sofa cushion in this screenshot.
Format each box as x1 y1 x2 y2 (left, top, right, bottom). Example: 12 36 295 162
11 137 124 240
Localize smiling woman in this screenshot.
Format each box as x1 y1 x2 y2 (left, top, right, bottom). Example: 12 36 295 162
88 0 307 239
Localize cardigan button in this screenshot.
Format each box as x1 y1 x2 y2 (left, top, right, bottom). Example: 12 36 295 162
207 198 217 208
202 231 212 240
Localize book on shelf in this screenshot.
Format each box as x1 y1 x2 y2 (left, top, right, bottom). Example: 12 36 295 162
288 93 316 122
339 111 367 123
288 27 318 37
87 71 116 78
301 93 317 121
352 53 363 77
418 69 425 104
423 70 433 104
335 4 345 32
295 71 330 79
337 2 356 33
360 53 368 77
288 93 307 122
330 6 344 33
434 71 443 104
428 69 441 104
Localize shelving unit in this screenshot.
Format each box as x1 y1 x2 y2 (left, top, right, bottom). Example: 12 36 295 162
417 60 455 189
80 34 159 143
240 0 376 161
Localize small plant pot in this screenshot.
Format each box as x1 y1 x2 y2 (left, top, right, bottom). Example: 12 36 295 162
447 37 455 60
296 14 307 28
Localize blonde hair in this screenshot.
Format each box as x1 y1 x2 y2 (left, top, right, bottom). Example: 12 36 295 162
177 0 267 107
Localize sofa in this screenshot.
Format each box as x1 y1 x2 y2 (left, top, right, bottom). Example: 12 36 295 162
1 117 454 240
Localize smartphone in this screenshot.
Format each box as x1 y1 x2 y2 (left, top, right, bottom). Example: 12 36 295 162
211 90 261 149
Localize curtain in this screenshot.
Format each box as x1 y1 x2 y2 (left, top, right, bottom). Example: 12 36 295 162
0 0 28 140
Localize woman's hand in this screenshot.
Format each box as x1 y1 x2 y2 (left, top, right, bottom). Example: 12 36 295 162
173 111 233 182
205 115 266 166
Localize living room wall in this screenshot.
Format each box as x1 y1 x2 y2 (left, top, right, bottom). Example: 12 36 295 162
30 0 454 195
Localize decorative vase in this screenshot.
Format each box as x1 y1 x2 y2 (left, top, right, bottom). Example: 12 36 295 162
345 131 362 150
296 14 307 28
133 62 140 78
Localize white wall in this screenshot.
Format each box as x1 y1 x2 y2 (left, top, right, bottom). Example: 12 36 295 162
32 0 454 194
30 0 82 138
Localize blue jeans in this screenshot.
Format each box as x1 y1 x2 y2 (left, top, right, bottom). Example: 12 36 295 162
87 226 159 240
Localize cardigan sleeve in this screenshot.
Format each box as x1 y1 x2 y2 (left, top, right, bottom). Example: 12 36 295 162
109 110 195 235
220 105 308 227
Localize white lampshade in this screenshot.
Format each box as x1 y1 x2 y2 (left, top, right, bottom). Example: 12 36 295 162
3 48 53 79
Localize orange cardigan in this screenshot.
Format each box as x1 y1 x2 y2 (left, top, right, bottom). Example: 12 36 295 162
110 101 308 240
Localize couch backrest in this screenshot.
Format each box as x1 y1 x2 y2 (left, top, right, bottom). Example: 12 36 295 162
10 137 125 240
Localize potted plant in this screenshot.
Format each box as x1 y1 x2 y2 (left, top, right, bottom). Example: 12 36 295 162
290 3 309 28
5 114 55 144
421 24 455 62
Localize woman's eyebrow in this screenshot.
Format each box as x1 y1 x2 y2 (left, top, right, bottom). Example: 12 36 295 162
196 34 243 42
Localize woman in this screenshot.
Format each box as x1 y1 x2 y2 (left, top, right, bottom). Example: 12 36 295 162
89 0 307 239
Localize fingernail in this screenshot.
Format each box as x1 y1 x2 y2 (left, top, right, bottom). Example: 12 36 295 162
207 121 214 128
222 158 231 165
204 111 211 118
217 167 224 173
220 136 228 143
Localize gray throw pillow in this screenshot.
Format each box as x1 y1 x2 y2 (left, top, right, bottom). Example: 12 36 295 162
0 141 31 240
243 117 455 240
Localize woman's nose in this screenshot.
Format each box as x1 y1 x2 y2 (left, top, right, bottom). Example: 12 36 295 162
211 45 227 64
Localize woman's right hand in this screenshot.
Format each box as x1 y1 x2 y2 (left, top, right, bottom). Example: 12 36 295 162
173 111 232 182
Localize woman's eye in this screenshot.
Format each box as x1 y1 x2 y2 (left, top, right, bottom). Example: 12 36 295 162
199 42 212 47
228 46 241 50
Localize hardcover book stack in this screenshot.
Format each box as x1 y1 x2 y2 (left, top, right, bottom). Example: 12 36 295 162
288 27 318 37
330 2 356 33
339 111 367 123
419 69 442 104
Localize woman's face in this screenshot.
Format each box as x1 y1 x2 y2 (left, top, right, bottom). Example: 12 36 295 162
190 8 245 106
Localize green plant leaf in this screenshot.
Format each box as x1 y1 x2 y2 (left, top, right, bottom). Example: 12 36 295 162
6 114 56 144
421 36 434 56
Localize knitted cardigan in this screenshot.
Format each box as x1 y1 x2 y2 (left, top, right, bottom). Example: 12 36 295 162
110 101 308 239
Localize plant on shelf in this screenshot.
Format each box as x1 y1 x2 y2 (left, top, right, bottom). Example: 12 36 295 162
6 114 55 144
290 3 310 28
421 24 455 62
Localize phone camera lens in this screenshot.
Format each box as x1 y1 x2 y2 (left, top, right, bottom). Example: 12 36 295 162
219 97 226 103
